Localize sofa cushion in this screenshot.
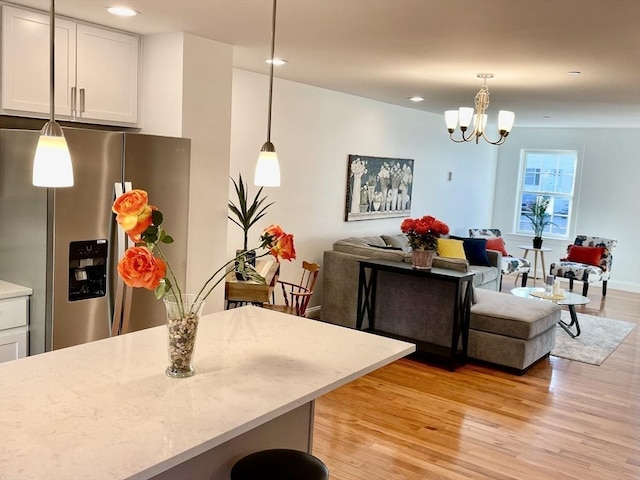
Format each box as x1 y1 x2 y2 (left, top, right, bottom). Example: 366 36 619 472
486 237 509 257
566 245 605 266
437 238 466 259
461 238 491 266
338 236 387 247
469 264 499 286
333 239 409 262
470 289 560 340
381 234 410 251
368 244 403 250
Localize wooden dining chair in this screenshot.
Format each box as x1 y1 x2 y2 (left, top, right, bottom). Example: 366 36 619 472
264 261 320 317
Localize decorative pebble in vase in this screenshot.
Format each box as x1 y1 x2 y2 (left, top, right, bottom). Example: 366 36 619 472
164 293 206 378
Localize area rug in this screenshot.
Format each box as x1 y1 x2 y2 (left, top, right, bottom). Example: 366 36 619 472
551 311 636 365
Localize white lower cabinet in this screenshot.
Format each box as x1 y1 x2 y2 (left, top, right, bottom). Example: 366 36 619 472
0 329 27 363
0 290 30 363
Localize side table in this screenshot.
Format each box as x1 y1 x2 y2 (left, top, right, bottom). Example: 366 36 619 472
224 260 280 308
517 245 552 286
356 259 474 371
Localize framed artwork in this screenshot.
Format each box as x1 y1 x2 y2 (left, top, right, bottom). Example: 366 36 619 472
344 155 414 221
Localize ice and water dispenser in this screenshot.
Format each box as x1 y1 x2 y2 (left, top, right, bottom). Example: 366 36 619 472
68 240 108 301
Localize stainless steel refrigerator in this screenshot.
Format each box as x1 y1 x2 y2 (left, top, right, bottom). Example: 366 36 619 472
0 127 191 354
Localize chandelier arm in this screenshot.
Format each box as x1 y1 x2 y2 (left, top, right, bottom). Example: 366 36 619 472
480 131 507 145
448 133 470 143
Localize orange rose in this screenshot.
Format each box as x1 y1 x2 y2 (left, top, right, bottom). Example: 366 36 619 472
119 204 153 237
113 189 148 216
117 246 166 290
263 224 284 239
269 233 296 261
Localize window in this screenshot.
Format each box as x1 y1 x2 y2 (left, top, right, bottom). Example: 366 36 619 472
516 149 578 238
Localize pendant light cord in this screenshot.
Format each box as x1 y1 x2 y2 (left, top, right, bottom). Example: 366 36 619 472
266 0 277 143
49 0 55 123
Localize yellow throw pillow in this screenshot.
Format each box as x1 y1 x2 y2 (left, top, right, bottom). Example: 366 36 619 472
437 238 466 260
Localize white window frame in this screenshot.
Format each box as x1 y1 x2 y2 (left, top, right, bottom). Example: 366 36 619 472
515 149 579 240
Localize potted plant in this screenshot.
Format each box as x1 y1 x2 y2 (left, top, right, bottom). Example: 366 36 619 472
523 195 555 248
228 173 274 263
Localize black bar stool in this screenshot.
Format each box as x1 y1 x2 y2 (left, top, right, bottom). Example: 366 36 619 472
230 449 329 480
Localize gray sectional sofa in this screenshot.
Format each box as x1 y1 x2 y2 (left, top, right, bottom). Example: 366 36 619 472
321 234 501 330
320 233 560 373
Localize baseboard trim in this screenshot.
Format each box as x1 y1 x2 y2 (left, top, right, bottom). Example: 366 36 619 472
305 305 321 319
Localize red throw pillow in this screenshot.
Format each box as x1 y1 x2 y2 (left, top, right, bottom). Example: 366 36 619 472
566 245 605 266
485 237 509 257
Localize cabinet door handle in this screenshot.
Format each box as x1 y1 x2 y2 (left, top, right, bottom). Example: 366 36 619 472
80 88 86 114
71 87 77 115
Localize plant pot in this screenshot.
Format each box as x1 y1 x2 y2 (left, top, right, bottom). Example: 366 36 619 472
532 237 543 249
411 248 435 270
235 249 256 280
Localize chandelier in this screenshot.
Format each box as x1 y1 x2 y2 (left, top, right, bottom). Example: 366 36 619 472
445 73 515 146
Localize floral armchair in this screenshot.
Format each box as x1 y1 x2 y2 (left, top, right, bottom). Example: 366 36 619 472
550 235 617 297
469 228 531 287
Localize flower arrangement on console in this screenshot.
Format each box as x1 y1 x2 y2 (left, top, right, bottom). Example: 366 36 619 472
401 215 450 251
112 189 296 312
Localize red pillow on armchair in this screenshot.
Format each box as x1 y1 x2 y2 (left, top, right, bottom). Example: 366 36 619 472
565 245 606 266
485 237 509 257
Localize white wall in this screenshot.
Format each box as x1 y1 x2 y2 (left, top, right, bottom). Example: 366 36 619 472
228 69 496 307
493 127 640 292
141 33 233 312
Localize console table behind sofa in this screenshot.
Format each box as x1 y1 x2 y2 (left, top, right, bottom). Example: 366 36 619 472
357 259 475 371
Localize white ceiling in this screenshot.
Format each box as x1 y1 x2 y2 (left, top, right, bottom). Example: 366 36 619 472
8 0 640 128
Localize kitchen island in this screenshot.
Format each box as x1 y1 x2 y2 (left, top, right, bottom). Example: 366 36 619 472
0 306 414 479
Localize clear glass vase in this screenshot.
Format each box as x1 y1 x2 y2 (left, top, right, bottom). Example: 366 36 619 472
163 293 206 378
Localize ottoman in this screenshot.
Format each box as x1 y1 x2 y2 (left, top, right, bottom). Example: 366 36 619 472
469 289 560 374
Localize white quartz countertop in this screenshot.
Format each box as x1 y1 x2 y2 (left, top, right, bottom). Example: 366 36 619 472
0 280 32 299
0 306 414 479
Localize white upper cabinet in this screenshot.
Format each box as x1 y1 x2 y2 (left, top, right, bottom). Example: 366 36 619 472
1 4 139 126
1 5 76 117
76 24 138 124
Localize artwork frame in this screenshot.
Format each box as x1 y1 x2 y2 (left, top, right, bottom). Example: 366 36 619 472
344 155 414 222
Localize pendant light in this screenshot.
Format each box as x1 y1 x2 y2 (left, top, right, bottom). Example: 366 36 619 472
254 0 281 187
32 0 74 187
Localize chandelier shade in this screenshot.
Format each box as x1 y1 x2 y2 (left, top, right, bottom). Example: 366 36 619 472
254 0 281 187
445 73 515 146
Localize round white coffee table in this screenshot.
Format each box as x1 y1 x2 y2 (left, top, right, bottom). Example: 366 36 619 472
511 287 590 338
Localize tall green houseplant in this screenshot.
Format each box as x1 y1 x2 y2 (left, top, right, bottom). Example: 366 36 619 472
228 173 273 251
524 195 555 248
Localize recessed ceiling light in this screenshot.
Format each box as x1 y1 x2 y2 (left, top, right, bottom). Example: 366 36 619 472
568 71 581 75
266 58 287 66
107 6 139 17
408 96 424 102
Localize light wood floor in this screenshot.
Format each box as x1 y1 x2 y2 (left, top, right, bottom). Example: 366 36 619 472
313 280 640 479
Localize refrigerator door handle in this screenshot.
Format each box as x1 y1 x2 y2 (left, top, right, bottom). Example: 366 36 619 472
111 182 131 336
